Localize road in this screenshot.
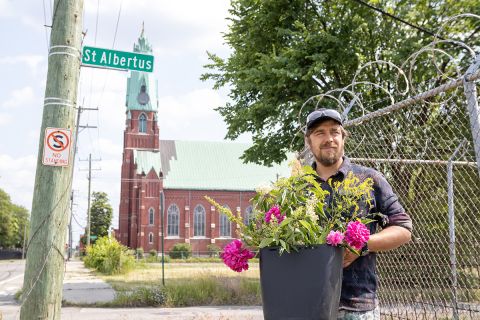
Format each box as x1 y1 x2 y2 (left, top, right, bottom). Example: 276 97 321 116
0 260 25 305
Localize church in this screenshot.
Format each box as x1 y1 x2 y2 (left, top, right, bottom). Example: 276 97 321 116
115 30 290 254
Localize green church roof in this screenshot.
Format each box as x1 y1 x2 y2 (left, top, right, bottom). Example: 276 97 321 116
133 140 292 191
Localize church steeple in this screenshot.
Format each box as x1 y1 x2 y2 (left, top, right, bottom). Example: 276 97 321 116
134 22 152 54
126 25 157 113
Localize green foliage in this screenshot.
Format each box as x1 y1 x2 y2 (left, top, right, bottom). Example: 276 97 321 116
207 165 374 254
145 254 171 263
84 236 135 275
0 188 29 248
202 0 480 166
113 287 166 307
163 277 261 307
89 191 113 241
169 243 192 259
135 247 144 259
149 249 157 257
207 244 221 257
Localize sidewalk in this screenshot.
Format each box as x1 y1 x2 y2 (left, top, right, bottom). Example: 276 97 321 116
62 260 115 304
0 305 264 320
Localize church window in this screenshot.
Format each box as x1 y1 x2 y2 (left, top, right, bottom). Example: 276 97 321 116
244 206 254 225
219 205 231 237
193 205 205 237
167 204 179 236
139 113 147 133
149 232 154 244
149 208 154 225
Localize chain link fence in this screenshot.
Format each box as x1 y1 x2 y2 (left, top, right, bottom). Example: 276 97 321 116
298 14 480 319
345 96 480 319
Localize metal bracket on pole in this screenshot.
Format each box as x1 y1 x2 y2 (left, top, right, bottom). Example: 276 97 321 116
447 138 468 320
463 53 480 178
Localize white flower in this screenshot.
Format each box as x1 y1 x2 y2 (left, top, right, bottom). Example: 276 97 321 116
255 183 273 195
306 195 319 222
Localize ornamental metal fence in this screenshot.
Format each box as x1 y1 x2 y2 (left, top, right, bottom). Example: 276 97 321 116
300 14 480 320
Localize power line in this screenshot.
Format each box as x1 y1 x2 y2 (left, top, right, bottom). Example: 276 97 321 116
111 0 123 48
350 0 446 41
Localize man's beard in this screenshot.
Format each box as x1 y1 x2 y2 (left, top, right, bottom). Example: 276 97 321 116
314 147 342 167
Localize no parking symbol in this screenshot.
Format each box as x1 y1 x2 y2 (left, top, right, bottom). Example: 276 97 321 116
42 128 72 167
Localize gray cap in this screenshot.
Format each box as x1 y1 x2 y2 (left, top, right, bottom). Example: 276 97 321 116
306 109 343 130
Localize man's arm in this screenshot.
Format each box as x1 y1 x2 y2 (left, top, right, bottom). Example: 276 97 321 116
368 225 411 252
343 226 411 268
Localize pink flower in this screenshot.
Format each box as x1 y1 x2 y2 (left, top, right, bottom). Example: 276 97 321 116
344 221 370 250
264 205 285 224
220 240 255 272
326 230 344 246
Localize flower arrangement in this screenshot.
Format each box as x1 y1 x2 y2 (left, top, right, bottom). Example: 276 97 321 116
205 162 376 272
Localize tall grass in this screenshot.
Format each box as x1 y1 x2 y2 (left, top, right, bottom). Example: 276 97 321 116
101 262 261 307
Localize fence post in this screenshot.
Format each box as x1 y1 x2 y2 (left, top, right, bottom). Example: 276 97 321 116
447 140 467 320
463 53 480 178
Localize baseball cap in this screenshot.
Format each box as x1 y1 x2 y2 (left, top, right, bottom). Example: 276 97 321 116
305 109 343 130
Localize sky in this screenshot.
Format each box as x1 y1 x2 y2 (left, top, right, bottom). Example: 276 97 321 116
0 0 247 246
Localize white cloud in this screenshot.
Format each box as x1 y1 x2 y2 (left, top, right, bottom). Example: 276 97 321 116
0 113 12 125
0 55 44 68
96 138 122 157
0 154 37 208
2 86 35 109
0 0 13 17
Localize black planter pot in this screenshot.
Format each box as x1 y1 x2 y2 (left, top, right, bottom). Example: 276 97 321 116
260 245 343 320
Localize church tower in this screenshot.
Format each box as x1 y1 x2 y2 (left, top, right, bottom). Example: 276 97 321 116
117 27 162 249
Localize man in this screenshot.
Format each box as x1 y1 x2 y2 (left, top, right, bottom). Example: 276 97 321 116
304 108 412 320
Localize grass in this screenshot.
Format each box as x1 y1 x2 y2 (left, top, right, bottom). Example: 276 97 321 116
95 262 261 307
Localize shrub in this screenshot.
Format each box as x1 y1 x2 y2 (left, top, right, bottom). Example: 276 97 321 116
113 287 166 306
149 249 157 257
84 236 135 275
207 244 221 257
169 243 192 259
135 248 144 259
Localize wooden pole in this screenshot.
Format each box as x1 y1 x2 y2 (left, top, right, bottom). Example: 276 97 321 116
20 0 84 318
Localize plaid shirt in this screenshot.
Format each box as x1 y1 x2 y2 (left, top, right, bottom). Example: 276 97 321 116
312 156 412 312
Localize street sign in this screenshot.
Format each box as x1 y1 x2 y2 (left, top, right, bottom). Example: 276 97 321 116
82 46 154 73
42 128 72 167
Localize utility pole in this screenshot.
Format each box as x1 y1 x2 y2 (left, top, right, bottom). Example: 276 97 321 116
80 153 101 247
68 190 75 260
86 154 92 246
68 105 96 256
20 0 84 319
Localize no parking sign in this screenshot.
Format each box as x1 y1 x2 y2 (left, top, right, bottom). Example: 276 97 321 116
42 127 72 167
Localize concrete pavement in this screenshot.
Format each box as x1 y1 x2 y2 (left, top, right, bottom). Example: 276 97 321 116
62 260 115 304
1 305 264 320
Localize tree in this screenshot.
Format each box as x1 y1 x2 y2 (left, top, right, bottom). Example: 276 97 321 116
202 0 480 166
89 191 113 241
0 188 30 248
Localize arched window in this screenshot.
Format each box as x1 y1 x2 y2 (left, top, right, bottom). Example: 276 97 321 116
244 206 254 225
149 208 154 225
148 232 154 244
167 204 179 236
139 113 147 133
219 205 231 237
193 205 205 237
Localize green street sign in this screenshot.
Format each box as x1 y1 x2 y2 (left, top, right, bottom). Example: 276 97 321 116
90 235 98 240
82 46 154 73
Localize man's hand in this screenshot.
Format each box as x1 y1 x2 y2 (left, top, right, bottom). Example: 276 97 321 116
343 250 359 268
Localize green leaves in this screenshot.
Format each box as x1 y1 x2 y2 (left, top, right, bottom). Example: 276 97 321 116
0 188 29 248
90 191 114 240
202 0 480 166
